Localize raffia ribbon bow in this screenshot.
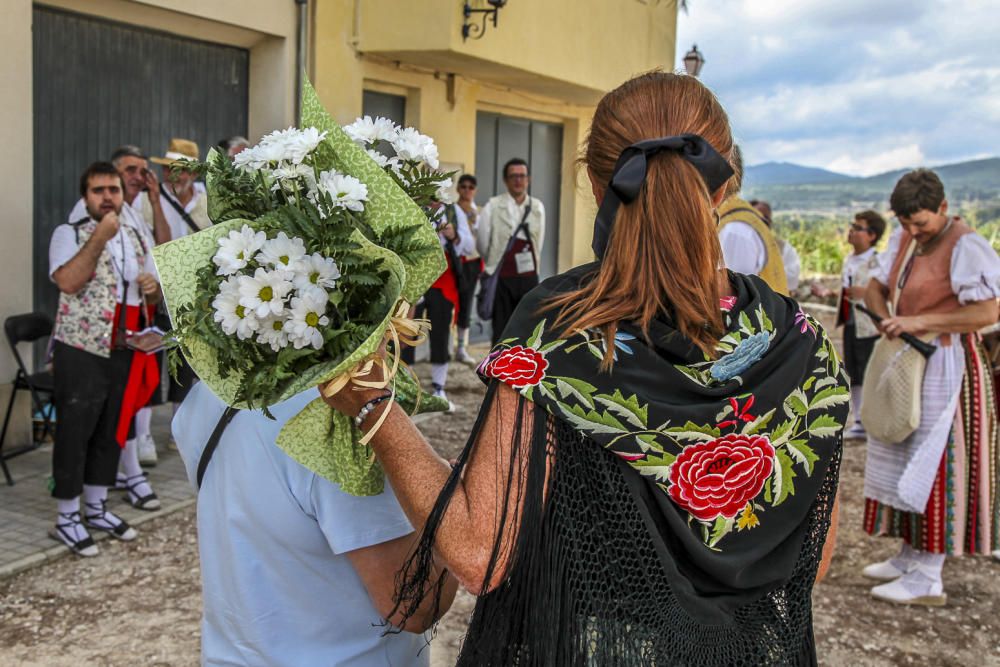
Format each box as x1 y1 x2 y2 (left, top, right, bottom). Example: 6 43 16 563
321 299 429 445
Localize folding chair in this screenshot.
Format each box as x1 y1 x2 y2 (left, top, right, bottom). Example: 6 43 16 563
1 312 55 485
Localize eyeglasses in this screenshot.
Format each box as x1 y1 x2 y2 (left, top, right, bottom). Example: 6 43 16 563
849 223 871 233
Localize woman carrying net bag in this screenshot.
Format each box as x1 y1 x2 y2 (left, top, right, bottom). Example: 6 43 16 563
322 71 849 666
861 168 1000 605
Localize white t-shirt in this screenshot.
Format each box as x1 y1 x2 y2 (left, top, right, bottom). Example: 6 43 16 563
172 384 428 667
159 182 208 241
719 221 767 275
49 207 157 306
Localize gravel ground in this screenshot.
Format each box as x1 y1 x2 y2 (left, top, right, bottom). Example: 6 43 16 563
1 331 999 666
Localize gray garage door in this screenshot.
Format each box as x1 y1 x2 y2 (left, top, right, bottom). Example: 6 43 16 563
475 112 563 278
32 6 249 323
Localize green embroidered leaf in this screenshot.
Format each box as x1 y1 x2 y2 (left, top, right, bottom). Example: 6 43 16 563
676 364 712 387
521 385 535 401
809 385 850 410
537 381 556 400
708 515 735 548
758 306 774 333
555 377 598 409
539 338 566 354
525 319 546 349
562 403 630 435
665 421 721 442
739 310 754 335
715 403 734 422
595 390 648 428
772 449 797 506
742 408 776 436
786 440 820 475
814 375 839 390
808 414 842 438
784 389 809 418
636 433 664 453
802 375 817 391
770 419 796 447
633 451 676 482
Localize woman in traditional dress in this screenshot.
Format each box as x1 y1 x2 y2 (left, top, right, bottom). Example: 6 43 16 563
323 71 849 665
862 168 1000 605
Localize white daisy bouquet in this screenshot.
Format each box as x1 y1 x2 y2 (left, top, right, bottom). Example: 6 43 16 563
152 80 449 495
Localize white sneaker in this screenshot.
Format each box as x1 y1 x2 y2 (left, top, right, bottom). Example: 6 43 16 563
845 423 867 440
455 347 476 365
862 557 915 581
137 433 158 467
871 567 946 606
432 389 457 413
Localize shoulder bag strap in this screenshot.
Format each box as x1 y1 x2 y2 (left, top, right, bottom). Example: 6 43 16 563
498 202 533 265
160 183 201 234
197 407 240 489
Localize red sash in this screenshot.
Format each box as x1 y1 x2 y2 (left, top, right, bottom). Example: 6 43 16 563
111 304 160 447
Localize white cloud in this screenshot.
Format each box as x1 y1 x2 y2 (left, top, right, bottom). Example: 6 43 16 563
676 0 1000 175
827 144 924 177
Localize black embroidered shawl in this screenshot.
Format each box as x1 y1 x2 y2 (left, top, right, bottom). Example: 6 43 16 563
398 265 848 666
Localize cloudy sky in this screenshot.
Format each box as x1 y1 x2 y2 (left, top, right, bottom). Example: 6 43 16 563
675 0 999 176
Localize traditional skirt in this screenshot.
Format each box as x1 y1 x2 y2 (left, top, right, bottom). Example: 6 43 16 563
864 335 999 555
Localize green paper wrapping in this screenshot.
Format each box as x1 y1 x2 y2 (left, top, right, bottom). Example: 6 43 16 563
152 77 447 495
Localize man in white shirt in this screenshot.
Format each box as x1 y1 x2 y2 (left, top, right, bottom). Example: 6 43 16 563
68 146 171 468
149 139 211 410
476 158 546 344
173 383 457 665
837 210 886 438
48 163 161 556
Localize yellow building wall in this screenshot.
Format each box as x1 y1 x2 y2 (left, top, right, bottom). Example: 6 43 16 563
312 0 678 273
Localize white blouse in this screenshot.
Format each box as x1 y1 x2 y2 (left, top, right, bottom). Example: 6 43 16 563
872 226 1000 304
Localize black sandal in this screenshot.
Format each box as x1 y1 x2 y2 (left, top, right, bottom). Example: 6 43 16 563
124 474 161 511
83 501 138 541
49 511 99 557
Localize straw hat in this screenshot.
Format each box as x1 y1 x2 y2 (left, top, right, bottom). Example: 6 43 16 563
150 138 200 165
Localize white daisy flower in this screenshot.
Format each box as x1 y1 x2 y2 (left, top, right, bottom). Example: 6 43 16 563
256 314 290 352
269 163 316 194
232 145 262 170
392 127 440 169
213 225 267 275
293 252 340 297
434 177 456 204
212 276 259 340
259 232 307 272
238 267 294 318
284 127 327 164
365 148 400 172
287 294 330 350
344 116 399 146
312 170 368 213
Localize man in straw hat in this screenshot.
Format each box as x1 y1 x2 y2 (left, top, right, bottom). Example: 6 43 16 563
150 139 211 410
149 138 211 242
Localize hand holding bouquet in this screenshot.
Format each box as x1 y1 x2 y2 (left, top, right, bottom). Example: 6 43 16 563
153 80 452 495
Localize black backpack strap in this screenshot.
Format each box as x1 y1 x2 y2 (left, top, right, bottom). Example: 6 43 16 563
197 407 240 489
160 183 201 234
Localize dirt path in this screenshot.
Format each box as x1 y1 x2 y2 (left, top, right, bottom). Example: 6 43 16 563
2 338 999 666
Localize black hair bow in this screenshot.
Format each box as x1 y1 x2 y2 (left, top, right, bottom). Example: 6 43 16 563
591 134 734 259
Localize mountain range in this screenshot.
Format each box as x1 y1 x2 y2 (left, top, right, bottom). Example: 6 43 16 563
743 157 1000 214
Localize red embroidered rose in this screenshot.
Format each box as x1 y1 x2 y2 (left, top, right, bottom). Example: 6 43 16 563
480 345 549 388
667 433 775 522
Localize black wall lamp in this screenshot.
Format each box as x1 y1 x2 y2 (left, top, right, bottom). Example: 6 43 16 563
683 44 705 77
463 0 508 41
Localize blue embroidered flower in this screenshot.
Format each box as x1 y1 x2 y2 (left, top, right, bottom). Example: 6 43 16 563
710 332 770 381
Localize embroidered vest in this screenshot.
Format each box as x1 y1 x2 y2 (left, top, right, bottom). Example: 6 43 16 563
717 197 789 296
52 220 147 358
888 217 972 318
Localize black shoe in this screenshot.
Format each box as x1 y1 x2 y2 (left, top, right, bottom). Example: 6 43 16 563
124 474 161 511
49 512 99 557
83 501 138 541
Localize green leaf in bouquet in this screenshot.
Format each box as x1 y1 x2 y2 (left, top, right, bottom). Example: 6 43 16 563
300 77 445 302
